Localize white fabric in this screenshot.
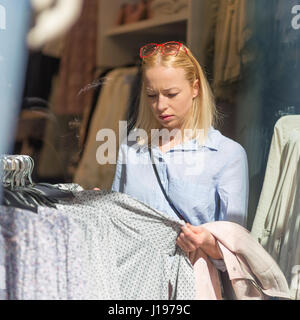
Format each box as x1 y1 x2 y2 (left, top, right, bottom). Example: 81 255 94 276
28 0 83 49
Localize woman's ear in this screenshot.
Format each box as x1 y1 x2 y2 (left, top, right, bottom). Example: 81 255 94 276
192 79 200 99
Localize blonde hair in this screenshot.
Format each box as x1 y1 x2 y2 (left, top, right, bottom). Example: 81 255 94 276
134 42 219 145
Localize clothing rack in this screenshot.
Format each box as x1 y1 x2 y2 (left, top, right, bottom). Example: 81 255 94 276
0 154 74 213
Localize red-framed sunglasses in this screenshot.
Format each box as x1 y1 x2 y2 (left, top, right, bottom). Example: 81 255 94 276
139 41 188 59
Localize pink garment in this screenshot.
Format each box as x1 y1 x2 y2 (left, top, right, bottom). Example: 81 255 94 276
188 221 290 300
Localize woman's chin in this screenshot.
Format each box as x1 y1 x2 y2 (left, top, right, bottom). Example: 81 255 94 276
158 119 178 130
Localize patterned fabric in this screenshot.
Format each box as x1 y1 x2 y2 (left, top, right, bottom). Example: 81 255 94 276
57 190 196 300
0 206 89 300
0 227 6 300
1 189 196 300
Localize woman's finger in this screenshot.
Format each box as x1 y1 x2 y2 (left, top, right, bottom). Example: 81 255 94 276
177 232 196 252
176 237 191 253
187 224 204 234
181 225 202 247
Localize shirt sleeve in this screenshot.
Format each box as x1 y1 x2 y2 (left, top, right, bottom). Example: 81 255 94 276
217 143 249 228
210 143 249 273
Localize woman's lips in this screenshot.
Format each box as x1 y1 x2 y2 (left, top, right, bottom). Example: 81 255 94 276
159 115 174 121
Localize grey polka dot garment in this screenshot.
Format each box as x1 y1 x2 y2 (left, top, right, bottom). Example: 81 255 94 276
0 206 89 300
56 190 196 300
0 226 6 300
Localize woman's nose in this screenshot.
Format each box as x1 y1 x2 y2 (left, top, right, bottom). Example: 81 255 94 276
156 95 168 112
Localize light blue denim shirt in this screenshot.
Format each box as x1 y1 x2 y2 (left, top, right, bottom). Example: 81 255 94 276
112 127 249 229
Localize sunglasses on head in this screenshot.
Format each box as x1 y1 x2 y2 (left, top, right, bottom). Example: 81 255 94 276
139 41 188 59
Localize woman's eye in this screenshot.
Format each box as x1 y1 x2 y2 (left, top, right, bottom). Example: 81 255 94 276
168 93 178 98
146 94 156 98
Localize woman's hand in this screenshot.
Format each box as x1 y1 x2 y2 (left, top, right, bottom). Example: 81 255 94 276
93 188 101 191
176 223 223 260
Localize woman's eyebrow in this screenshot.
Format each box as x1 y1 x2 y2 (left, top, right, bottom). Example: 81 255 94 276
163 87 180 91
146 87 180 91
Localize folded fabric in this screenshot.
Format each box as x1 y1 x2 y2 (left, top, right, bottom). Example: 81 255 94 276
189 221 290 300
150 0 188 16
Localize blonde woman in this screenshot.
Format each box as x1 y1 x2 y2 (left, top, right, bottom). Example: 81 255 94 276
111 41 249 268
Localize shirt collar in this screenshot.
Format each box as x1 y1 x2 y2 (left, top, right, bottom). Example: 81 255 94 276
168 127 220 152
201 126 220 151
136 127 220 153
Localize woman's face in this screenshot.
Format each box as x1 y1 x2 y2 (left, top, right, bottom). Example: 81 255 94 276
144 65 199 131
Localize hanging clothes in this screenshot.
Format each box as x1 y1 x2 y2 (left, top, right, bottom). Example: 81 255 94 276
0 230 5 300
195 0 220 78
73 66 138 190
234 0 300 230
276 132 300 300
57 190 196 300
0 186 290 300
56 190 289 300
37 72 83 181
251 115 300 299
126 65 143 134
0 206 89 300
78 68 113 151
54 0 99 115
22 51 60 106
41 35 66 59
213 0 255 102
